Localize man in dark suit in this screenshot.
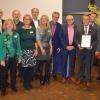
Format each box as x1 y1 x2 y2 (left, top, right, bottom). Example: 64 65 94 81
12 10 23 32
31 8 39 29
31 8 39 78
96 26 100 52
0 9 5 34
89 12 99 67
50 12 63 79
77 14 98 87
62 15 78 83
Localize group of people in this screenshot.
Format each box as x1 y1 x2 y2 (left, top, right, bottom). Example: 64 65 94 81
0 8 100 96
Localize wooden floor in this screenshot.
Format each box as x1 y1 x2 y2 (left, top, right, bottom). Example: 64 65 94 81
0 66 100 100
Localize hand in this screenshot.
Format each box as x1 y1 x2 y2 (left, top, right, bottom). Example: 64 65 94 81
34 49 38 57
57 48 60 53
86 45 92 50
66 46 74 51
71 46 74 50
50 47 53 55
78 44 83 50
18 59 21 64
41 48 46 56
1 61 5 66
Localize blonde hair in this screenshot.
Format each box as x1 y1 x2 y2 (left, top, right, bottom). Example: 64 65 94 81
3 19 16 30
39 15 51 31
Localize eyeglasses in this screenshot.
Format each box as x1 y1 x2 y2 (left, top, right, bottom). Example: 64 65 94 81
24 19 31 20
53 16 59 18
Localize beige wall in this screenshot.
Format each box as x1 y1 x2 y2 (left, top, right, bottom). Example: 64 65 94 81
0 0 62 23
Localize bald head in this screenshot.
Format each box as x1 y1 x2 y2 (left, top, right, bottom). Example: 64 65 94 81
66 15 74 25
12 10 21 21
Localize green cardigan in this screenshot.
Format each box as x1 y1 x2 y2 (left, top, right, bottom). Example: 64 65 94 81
0 32 22 61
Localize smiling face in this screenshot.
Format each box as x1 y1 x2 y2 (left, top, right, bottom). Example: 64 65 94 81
39 15 50 29
83 15 90 26
6 22 13 30
41 16 48 25
90 13 97 23
40 15 49 27
12 10 21 21
5 20 15 31
66 15 74 25
31 8 39 20
23 15 32 26
52 12 60 23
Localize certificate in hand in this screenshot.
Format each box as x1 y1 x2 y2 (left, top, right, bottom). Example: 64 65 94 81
81 35 91 48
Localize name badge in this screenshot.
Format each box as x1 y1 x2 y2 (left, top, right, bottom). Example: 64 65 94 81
30 31 34 34
14 35 18 38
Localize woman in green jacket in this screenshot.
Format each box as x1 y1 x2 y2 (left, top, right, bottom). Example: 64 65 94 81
0 19 22 96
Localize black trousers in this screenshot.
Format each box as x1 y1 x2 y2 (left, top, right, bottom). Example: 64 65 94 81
18 63 23 79
21 67 33 88
78 49 92 81
39 60 50 81
0 57 17 93
0 66 7 93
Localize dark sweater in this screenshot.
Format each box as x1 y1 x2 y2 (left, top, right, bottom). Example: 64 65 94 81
18 27 36 50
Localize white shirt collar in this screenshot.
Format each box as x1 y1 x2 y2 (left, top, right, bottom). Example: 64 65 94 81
84 25 89 34
33 19 38 28
33 19 38 21
84 25 89 29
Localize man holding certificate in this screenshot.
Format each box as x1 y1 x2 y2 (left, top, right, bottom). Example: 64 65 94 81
76 14 98 87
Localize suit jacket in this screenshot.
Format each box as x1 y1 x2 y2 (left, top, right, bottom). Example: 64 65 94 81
50 21 63 51
31 19 39 29
96 26 100 52
62 23 78 50
0 19 5 34
91 23 100 50
77 25 98 50
14 20 23 32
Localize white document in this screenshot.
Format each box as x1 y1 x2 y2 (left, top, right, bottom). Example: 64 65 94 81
81 35 91 48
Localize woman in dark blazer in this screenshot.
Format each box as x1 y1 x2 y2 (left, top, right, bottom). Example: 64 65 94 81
18 14 38 90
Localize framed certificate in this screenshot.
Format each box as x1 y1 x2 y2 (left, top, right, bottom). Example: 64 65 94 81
81 35 91 48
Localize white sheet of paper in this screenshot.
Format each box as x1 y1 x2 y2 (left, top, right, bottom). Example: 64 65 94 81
81 35 91 48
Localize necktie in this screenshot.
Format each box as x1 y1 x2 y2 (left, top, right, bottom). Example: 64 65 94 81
85 26 88 35
52 23 56 36
68 26 74 45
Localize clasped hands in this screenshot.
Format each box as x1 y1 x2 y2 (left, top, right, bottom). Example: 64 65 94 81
66 46 75 51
